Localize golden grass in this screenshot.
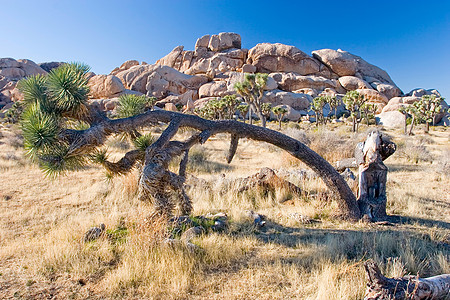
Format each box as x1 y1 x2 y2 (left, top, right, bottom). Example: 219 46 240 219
0 122 448 299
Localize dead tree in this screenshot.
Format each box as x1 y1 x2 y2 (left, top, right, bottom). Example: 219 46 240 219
356 131 396 221
364 260 450 300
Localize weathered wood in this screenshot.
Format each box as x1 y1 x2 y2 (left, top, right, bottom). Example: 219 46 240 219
364 260 450 300
357 131 391 221
226 133 239 163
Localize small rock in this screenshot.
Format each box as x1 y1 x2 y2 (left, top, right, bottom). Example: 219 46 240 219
289 213 316 224
181 226 205 243
84 223 106 242
245 210 266 227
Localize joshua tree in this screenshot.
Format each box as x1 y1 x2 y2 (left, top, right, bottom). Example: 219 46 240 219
234 73 268 127
398 105 410 135
310 96 328 126
236 103 249 123
327 95 340 120
343 90 367 132
260 102 272 122
360 103 377 126
413 95 443 133
271 106 288 129
18 63 366 222
195 95 240 120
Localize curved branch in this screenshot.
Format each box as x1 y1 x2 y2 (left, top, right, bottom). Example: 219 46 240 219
101 150 144 175
112 111 360 220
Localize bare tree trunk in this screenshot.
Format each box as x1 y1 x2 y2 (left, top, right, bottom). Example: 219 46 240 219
364 260 450 300
357 131 389 221
249 106 253 125
408 115 415 135
404 113 408 135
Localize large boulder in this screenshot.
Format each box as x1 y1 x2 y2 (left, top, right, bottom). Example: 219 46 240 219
376 111 406 128
263 89 312 110
312 49 358 76
0 58 47 80
110 60 140 75
115 64 208 99
88 74 125 98
312 49 401 99
16 59 47 77
338 76 372 90
246 43 322 75
405 88 441 98
270 72 338 92
356 89 389 112
198 81 229 98
207 32 241 52
38 62 65 72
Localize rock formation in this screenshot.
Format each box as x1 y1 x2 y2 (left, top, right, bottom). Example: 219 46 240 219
1 32 447 129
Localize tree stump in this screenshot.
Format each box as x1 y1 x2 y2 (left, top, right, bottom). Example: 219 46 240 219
364 260 450 300
356 131 396 221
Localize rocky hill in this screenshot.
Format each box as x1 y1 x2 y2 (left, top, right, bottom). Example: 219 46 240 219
0 32 447 125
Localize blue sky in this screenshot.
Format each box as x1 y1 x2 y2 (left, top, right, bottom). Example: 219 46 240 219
1 0 449 98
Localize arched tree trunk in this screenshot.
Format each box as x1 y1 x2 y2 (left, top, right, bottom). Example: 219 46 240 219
109 111 361 220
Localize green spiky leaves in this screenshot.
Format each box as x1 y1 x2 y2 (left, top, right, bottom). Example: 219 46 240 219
21 103 60 159
117 94 156 118
17 74 48 106
46 63 91 117
17 63 93 177
89 148 109 165
133 133 154 151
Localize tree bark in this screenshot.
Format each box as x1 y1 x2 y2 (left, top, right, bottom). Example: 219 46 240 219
364 260 450 300
357 131 390 221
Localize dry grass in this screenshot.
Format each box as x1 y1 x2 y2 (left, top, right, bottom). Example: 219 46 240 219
0 122 448 299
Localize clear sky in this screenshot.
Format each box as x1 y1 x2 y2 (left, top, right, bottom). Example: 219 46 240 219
1 0 449 98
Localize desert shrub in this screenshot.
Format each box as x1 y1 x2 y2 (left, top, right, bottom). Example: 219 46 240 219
4 102 24 123
435 149 450 176
283 128 311 145
396 139 433 163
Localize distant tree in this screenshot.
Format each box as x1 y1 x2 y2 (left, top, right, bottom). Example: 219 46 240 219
327 95 340 120
234 73 268 127
342 90 367 132
414 95 443 133
271 106 288 129
310 96 328 126
195 95 240 120
260 102 272 122
236 103 249 123
360 103 378 126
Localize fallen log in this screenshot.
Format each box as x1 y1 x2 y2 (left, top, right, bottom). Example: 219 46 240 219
364 260 450 300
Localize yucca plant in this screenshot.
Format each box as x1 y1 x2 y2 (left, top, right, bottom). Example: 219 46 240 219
271 106 288 129
17 63 153 177
234 73 268 127
343 90 367 132
117 94 156 118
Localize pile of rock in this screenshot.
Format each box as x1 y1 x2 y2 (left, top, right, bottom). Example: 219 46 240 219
1 32 447 128
0 58 65 113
